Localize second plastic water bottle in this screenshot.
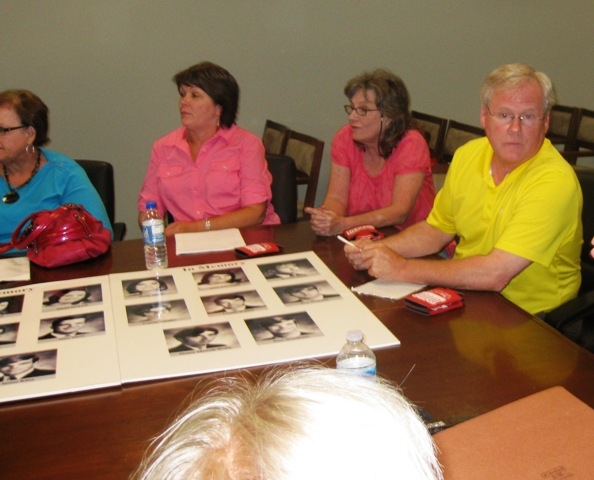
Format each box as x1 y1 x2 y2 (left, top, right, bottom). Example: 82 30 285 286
141 201 168 270
336 329 376 377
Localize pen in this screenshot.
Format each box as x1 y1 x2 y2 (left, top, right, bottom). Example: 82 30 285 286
337 235 359 249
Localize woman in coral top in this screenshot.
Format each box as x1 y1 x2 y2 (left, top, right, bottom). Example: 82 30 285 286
306 69 435 236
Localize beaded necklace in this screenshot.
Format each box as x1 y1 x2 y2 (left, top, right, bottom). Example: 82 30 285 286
2 148 41 204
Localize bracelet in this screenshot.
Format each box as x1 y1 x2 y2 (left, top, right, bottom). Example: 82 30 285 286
204 218 211 231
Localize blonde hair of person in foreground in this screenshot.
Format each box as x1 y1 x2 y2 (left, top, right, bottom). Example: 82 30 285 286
132 366 443 480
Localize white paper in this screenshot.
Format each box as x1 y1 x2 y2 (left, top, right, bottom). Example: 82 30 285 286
0 277 121 403
111 251 399 384
0 256 30 282
175 229 246 254
352 278 425 300
0 252 400 403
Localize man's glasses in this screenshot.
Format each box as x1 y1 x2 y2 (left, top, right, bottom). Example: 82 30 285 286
0 125 26 136
486 106 545 127
344 105 380 116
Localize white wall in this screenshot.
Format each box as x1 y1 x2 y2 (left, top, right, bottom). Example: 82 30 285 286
3 1 593 238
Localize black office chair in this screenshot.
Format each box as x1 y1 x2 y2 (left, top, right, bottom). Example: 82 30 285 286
75 159 127 241
266 154 298 224
544 165 594 352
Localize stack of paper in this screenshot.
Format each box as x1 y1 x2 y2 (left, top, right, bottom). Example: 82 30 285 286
175 228 246 255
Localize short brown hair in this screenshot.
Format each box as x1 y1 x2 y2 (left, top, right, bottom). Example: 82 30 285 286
0 89 50 146
173 61 239 128
344 69 411 158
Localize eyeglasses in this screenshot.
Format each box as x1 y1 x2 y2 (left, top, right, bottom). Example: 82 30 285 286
486 106 545 127
0 125 26 136
344 105 380 116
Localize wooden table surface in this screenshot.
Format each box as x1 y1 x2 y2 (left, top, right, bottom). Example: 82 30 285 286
2 222 594 479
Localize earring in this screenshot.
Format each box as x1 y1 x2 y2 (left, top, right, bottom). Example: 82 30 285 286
25 144 35 154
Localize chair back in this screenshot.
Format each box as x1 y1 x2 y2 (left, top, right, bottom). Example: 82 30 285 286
440 121 485 164
575 108 594 150
266 154 297 224
560 108 594 164
262 119 290 155
574 165 594 294
543 165 594 353
412 111 448 162
75 159 127 240
547 105 580 150
284 130 324 215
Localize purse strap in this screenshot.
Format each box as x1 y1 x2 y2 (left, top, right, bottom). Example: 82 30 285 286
10 204 79 250
0 241 13 254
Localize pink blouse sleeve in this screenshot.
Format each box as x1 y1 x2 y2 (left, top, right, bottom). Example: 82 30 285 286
137 142 165 214
238 133 273 206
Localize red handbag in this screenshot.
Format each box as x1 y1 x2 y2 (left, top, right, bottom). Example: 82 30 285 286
0 204 111 267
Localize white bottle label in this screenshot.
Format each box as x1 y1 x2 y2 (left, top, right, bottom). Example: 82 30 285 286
336 357 377 376
142 220 165 246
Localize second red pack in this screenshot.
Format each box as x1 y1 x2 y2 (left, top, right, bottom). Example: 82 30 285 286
404 287 464 316
235 242 282 258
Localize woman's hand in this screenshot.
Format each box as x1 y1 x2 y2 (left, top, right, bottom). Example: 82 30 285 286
165 221 195 236
306 206 344 236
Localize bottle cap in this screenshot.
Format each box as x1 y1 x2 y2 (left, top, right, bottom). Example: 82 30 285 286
146 201 157 209
346 329 363 342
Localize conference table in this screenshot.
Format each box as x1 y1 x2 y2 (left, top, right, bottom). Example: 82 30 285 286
2 221 594 479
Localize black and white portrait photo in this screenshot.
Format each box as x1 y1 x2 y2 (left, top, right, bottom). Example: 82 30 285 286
194 267 249 290
0 294 24 317
258 258 318 280
38 312 106 341
0 349 57 384
122 276 177 299
246 312 323 343
164 322 240 355
202 290 266 315
126 299 190 325
274 281 340 305
0 323 19 347
42 284 103 311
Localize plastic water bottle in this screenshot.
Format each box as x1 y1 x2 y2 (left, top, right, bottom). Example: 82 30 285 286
336 329 376 377
141 201 168 270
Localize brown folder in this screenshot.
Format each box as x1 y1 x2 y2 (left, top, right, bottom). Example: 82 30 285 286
433 386 594 479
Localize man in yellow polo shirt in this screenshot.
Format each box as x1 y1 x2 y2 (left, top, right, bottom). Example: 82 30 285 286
345 63 582 316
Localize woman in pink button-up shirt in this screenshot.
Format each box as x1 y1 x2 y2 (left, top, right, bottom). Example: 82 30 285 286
138 61 280 235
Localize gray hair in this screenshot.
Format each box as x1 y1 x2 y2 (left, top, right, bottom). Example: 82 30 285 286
480 63 556 112
132 366 443 480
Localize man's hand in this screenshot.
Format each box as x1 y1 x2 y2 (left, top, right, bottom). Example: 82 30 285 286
344 240 405 281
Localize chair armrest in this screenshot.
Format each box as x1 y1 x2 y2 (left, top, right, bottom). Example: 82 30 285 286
113 222 127 242
544 290 594 330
